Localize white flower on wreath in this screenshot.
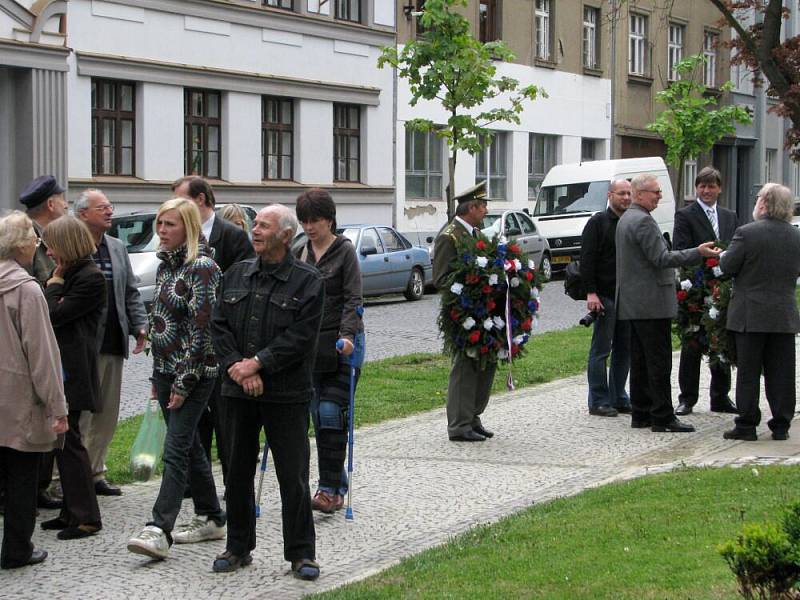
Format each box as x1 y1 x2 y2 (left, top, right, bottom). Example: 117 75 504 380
476 256 489 268
488 273 499 285
531 287 540 299
450 282 464 295
690 324 700 332
462 317 476 330
465 347 478 358
704 295 713 306
708 306 720 320
510 277 520 288
493 315 505 330
713 266 723 278
504 260 514 272
513 259 522 271
513 334 525 345
497 348 509 360
483 318 494 331
680 279 693 291
528 259 536 270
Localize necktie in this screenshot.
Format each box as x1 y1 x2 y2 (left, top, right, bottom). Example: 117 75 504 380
472 228 479 239
706 207 719 238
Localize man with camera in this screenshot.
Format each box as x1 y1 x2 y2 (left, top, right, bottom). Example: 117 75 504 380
580 179 632 417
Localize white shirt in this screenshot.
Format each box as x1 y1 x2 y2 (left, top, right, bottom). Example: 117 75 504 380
454 216 476 236
696 197 717 218
202 212 215 243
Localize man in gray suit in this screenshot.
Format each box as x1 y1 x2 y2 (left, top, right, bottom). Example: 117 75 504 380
77 189 148 496
720 183 800 441
616 174 720 432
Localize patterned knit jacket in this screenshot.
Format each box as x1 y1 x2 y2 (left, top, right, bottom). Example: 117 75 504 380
150 242 220 397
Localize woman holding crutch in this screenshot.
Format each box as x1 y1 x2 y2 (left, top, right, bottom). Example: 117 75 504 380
295 189 363 514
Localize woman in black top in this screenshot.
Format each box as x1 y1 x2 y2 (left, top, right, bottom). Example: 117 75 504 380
295 189 363 514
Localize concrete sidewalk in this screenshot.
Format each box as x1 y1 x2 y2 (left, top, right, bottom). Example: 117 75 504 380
1 352 798 600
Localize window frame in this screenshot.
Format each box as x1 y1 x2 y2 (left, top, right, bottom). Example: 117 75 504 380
334 0 360 23
628 13 648 76
261 96 294 181
91 78 136 177
333 103 361 183
475 132 508 201
528 133 557 200
479 0 499 43
405 128 443 201
582 5 599 69
263 0 293 9
668 23 684 81
683 157 697 201
703 30 719 88
535 0 552 61
184 88 222 179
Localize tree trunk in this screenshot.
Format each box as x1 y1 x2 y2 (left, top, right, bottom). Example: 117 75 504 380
447 150 457 221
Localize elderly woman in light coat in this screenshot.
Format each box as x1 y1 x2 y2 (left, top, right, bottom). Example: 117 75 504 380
0 211 68 569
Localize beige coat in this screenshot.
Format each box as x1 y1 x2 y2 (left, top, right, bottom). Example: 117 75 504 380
0 259 67 452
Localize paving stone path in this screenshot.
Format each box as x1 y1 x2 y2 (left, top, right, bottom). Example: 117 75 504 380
2 350 798 599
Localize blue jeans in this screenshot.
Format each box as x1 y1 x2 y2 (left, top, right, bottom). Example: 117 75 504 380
587 296 631 410
149 372 225 537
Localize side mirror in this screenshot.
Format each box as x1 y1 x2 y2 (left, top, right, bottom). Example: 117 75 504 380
425 235 434 244
360 244 378 256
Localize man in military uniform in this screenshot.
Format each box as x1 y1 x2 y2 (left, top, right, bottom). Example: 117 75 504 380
433 181 495 442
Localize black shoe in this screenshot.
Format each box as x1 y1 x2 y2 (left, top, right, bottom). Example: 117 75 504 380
473 425 494 438
772 431 789 441
711 400 738 414
652 418 695 433
631 418 653 429
94 479 122 496
41 517 69 531
57 524 101 540
449 430 486 442
1 549 47 569
723 427 758 441
589 406 619 417
213 550 253 573
615 405 633 414
675 402 693 416
37 491 63 510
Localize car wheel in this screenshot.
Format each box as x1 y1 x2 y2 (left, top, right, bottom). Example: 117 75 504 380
404 267 424 301
539 253 552 282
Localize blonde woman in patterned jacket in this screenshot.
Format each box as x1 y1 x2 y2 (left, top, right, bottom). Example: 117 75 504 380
127 197 225 561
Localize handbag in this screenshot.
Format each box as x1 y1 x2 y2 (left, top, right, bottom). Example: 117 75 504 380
129 397 167 482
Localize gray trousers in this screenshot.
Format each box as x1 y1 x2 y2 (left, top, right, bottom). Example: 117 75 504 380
446 355 497 437
79 353 124 481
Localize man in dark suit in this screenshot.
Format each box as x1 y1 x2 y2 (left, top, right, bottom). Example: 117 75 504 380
720 183 800 441
77 189 148 497
616 173 720 433
433 181 495 442
673 166 739 416
172 176 254 484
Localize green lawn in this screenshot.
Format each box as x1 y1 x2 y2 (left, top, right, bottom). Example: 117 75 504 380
311 465 800 599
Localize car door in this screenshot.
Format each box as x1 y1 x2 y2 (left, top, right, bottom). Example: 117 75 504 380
356 227 389 295
515 211 545 266
377 226 412 292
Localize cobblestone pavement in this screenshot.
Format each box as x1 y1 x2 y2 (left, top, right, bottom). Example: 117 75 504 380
119 282 586 419
3 343 798 600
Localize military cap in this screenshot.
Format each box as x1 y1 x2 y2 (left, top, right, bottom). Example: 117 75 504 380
454 180 487 204
19 175 65 209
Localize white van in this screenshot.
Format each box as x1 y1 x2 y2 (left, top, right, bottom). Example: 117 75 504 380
531 157 676 270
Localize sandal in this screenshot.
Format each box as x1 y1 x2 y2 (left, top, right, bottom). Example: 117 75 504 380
291 558 320 581
212 550 253 573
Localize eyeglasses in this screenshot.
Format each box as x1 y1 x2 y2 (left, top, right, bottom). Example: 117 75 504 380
641 188 662 195
93 204 114 213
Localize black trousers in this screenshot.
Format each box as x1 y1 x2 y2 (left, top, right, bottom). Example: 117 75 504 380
223 397 315 562
734 332 796 434
55 411 101 527
196 376 230 488
677 334 731 407
0 447 39 569
628 319 676 426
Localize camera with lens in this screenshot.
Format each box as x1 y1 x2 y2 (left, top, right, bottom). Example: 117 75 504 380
579 310 604 327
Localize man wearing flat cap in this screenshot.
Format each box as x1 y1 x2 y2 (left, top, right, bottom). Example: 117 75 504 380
433 181 497 442
19 175 69 285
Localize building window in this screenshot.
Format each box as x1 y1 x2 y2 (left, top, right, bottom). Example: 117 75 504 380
703 31 718 88
765 149 777 183
581 138 597 162
582 6 599 69
335 0 360 23
535 0 551 61
184 89 221 178
479 0 498 43
528 133 557 198
476 133 507 200
415 0 428 36
334 104 360 182
91 79 135 176
683 157 697 200
668 23 684 81
263 0 292 8
629 13 647 76
262 97 293 181
405 128 443 200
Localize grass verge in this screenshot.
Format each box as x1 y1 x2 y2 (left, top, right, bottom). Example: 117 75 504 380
310 464 799 599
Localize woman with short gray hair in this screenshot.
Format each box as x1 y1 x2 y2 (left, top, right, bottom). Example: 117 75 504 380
0 211 68 568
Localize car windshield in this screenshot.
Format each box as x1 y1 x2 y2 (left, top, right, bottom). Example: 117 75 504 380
480 214 503 237
339 228 359 246
109 214 158 253
534 181 609 216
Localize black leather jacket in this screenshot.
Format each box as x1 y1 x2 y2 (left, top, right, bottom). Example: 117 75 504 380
211 251 324 403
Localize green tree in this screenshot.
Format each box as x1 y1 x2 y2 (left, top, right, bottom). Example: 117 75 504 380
378 0 543 220
647 54 752 199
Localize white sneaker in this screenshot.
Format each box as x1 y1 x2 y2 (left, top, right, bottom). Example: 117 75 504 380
172 516 226 544
127 525 169 560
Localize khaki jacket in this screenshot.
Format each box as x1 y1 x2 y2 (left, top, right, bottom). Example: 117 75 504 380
0 259 67 452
